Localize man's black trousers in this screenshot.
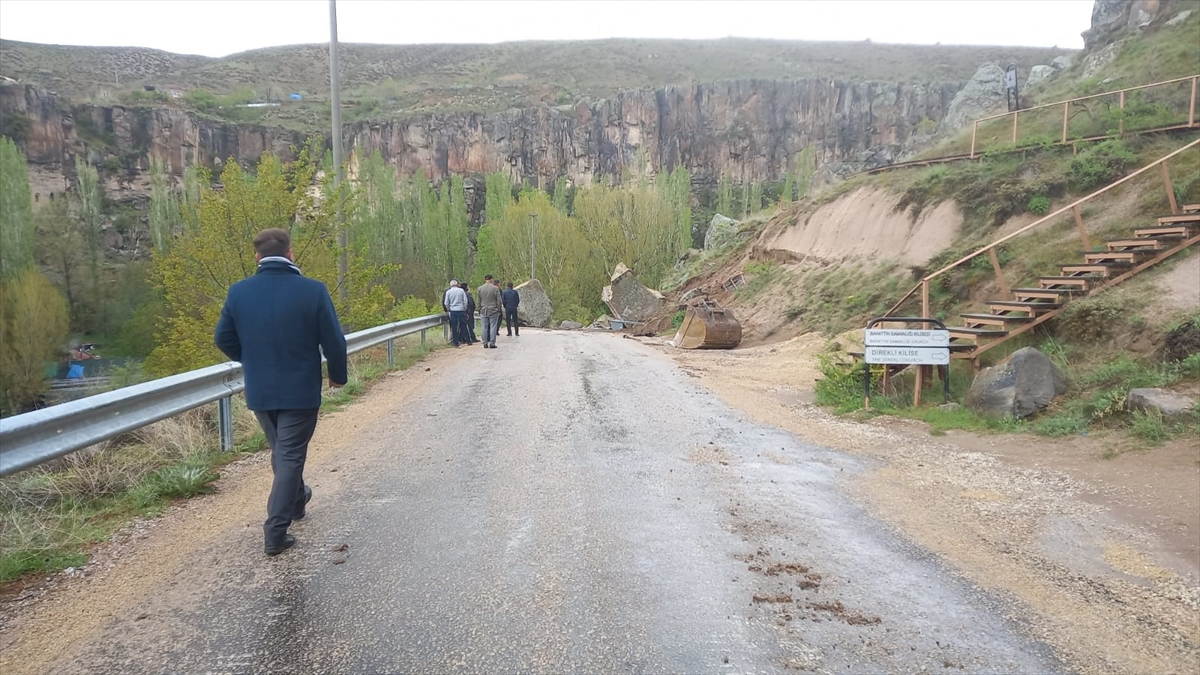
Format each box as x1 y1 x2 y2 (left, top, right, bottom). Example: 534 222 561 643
255 408 319 544
505 308 519 335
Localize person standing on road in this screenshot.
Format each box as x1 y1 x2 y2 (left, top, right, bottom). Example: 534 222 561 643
502 281 520 337
443 280 469 347
477 274 503 349
214 228 347 557
462 282 478 344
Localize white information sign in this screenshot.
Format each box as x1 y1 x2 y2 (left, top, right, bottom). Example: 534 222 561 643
865 346 950 365
865 329 950 348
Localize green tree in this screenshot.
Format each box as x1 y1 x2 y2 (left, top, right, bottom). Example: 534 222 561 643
0 137 34 280
74 155 103 304
0 268 69 415
34 196 88 320
149 155 182 253
145 144 395 376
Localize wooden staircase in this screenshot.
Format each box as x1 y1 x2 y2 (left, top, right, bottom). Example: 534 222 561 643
949 205 1200 359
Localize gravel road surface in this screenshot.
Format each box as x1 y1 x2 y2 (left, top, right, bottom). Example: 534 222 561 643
0 331 1064 674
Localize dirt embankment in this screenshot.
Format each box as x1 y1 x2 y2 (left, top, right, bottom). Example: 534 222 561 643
667 335 1200 675
759 187 962 267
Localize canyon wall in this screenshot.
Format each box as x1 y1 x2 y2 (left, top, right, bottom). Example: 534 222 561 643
2 77 960 202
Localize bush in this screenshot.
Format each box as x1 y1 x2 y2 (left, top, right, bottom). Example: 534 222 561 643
672 309 685 329
1068 140 1137 192
1027 195 1051 215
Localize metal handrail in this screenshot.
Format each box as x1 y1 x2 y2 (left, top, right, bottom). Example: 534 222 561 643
970 74 1198 157
883 137 1200 319
0 313 448 477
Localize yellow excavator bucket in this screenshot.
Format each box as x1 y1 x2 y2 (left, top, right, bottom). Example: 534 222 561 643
671 300 742 349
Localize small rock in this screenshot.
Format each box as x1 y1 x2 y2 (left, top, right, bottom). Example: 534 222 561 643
1051 55 1073 71
1027 65 1057 87
939 402 961 411
559 320 583 330
331 543 349 552
1126 388 1196 421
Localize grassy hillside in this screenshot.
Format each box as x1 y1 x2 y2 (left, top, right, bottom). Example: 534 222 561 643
1 37 1072 117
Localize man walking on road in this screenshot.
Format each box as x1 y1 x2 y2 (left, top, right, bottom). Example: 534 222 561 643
443 280 469 347
214 228 347 556
502 281 520 337
477 275 503 349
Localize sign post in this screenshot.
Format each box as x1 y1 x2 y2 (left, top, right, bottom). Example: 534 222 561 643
863 317 951 408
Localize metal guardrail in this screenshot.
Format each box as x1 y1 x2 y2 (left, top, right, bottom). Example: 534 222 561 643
0 313 448 477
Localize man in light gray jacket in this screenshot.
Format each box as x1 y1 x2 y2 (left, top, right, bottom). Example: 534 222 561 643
443 280 469 347
477 275 503 349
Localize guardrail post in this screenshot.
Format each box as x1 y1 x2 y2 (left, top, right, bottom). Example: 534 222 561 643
387 338 395 367
1190 76 1197 127
1072 205 1091 250
1161 162 1179 214
970 121 978 158
420 328 426 347
988 247 1010 297
444 322 449 342
1061 101 1070 143
218 396 234 452
1118 90 1125 136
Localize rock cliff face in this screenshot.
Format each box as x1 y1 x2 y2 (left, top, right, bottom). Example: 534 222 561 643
4 77 961 202
347 78 962 188
0 84 304 200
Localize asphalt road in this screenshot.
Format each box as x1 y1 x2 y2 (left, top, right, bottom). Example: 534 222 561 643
22 331 1064 674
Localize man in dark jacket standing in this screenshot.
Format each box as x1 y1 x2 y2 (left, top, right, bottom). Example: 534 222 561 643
215 228 347 556
502 282 520 337
462 282 478 344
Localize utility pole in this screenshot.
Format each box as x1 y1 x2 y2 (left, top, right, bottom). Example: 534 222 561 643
330 0 348 300
529 213 538 281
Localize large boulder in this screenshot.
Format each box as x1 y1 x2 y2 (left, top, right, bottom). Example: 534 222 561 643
942 64 1006 132
1126 389 1196 421
704 214 741 250
514 279 553 327
966 347 1067 419
1027 65 1057 87
601 263 667 322
1051 55 1074 71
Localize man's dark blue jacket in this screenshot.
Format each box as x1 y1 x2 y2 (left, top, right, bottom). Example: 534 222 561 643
214 261 348 411
502 288 520 310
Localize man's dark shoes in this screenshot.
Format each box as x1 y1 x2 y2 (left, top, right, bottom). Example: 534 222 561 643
265 534 296 556
294 485 313 520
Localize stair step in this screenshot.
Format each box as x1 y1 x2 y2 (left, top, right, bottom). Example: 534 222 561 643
949 327 1009 343
1183 203 1200 213
961 313 1035 328
1134 226 1195 238
989 300 1061 315
1157 214 1200 225
1039 276 1097 289
1106 236 1174 251
1083 250 1146 264
1012 287 1084 300
1061 263 1129 277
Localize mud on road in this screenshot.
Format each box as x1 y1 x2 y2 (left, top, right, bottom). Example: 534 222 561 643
0 330 1069 674
670 332 1200 675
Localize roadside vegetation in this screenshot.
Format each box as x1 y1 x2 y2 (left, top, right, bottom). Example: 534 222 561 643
0 339 439 584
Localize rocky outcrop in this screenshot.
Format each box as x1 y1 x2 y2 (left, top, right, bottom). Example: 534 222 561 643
1082 0 1177 50
347 78 963 188
0 84 305 196
514 279 553 327
942 65 1006 132
1026 65 1057 87
966 347 1067 419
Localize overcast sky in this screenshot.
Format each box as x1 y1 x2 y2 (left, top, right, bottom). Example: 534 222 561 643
0 0 1095 56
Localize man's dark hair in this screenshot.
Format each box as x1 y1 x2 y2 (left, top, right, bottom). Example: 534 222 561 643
484 274 494 281
254 228 291 257
506 282 513 289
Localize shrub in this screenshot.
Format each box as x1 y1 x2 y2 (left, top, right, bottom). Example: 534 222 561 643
672 309 685 329
1027 195 1051 215
1068 140 1137 192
